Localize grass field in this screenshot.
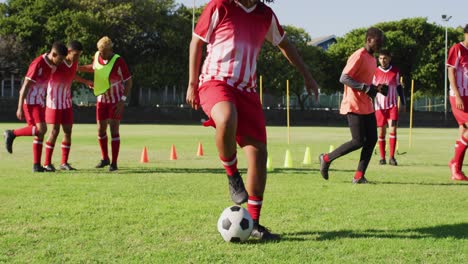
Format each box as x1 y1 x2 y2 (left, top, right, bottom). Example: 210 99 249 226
0 123 467 263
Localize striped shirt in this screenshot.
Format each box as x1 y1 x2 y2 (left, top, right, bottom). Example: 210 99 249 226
93 55 132 103
447 42 468 97
24 54 56 106
194 0 284 91
46 60 77 109
373 65 401 110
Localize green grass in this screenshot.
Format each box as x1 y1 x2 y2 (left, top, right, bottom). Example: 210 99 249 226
0 123 467 263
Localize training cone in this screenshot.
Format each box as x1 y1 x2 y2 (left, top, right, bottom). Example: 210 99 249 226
170 144 178 160
267 156 273 172
140 146 149 163
329 145 335 152
302 147 311 165
283 149 292 168
197 142 204 156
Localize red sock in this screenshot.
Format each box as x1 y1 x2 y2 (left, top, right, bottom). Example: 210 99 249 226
61 141 71 164
323 153 330 163
389 132 397 158
247 196 263 222
33 138 43 165
220 152 238 176
44 141 54 166
454 137 468 170
354 171 363 180
378 136 386 159
98 133 109 160
111 134 120 165
13 126 37 137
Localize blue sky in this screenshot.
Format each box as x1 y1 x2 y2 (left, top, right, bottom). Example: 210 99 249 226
176 0 468 38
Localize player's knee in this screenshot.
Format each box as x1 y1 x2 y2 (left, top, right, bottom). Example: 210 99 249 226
37 126 47 136
350 138 365 148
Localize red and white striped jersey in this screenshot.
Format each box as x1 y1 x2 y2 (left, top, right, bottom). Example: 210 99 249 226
24 54 56 106
46 60 77 109
93 55 132 103
194 0 284 91
447 42 468 97
373 65 401 110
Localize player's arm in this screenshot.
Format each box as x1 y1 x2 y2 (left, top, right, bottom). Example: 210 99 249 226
277 37 319 100
16 78 34 120
448 66 463 110
186 35 204 110
74 75 93 89
77 64 94 73
340 74 388 97
396 85 406 105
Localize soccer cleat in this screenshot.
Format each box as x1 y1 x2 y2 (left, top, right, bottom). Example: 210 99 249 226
449 161 468 181
32 163 45 173
389 157 398 166
379 159 386 165
250 223 281 241
109 164 118 172
352 176 369 184
227 171 248 205
4 130 16 154
44 164 56 172
95 159 110 168
318 154 330 180
60 163 76 171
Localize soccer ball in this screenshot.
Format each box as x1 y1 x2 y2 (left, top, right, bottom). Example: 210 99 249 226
217 205 253 242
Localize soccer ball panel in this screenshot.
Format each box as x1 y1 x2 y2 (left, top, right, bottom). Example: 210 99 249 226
217 205 253 242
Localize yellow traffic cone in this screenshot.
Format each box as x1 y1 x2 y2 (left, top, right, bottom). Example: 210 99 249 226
284 149 292 168
329 145 335 152
267 156 273 172
302 147 311 165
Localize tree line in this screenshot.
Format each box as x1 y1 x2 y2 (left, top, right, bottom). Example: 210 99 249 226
0 0 465 108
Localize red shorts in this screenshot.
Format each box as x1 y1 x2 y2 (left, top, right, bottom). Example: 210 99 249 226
23 104 45 126
96 102 123 121
450 96 468 125
199 80 266 145
375 106 399 127
45 107 73 125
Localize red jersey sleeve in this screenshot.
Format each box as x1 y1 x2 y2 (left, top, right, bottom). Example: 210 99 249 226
342 49 363 78
265 12 285 46
447 44 460 69
114 57 132 81
193 0 226 43
25 57 42 83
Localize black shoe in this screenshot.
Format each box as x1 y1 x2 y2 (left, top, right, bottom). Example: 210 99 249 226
109 163 118 172
318 153 330 180
251 223 281 241
4 130 15 154
227 171 248 205
389 157 398 166
352 176 369 184
32 163 45 173
44 164 56 172
60 163 76 171
95 159 110 168
379 159 386 165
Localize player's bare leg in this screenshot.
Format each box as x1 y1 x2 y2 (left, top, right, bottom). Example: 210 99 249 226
109 119 120 171
96 120 110 168
450 123 468 181
44 123 60 172
60 124 75 170
211 101 247 205
378 125 387 165
241 137 279 241
388 120 398 166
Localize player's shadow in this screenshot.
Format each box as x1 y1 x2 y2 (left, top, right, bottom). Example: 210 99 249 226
361 180 468 186
281 223 468 242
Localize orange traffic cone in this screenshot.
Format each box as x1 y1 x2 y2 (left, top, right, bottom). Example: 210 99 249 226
197 142 204 156
140 146 149 163
170 144 178 160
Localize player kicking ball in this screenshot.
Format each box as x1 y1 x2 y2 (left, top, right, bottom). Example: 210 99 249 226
447 24 468 181
43 40 92 172
373 50 405 166
186 0 318 240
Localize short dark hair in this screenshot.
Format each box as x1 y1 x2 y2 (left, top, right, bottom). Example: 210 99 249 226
68 40 83 51
366 27 383 40
464 24 468 33
52 41 68 56
379 50 392 57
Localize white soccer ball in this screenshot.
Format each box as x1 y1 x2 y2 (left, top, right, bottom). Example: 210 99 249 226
217 205 253 242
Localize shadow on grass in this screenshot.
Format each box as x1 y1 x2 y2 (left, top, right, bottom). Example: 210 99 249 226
282 223 468 241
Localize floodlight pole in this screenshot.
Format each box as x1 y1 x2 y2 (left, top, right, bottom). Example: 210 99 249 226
442 14 452 120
